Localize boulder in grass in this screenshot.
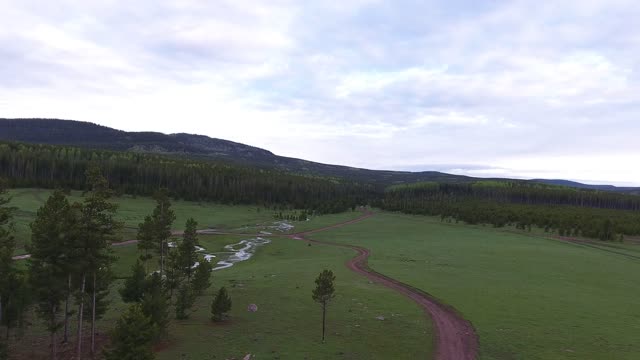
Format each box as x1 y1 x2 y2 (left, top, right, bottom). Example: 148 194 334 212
247 304 258 312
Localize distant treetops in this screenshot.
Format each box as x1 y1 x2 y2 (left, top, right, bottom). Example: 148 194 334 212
381 181 640 240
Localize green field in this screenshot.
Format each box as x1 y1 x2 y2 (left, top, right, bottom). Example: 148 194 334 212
104 234 431 359
7 189 428 359
6 188 361 254
167 236 428 359
7 189 640 359
311 212 640 360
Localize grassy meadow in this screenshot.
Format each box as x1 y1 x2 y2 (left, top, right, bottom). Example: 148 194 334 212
7 189 428 359
311 212 640 360
8 188 640 359
6 188 361 254
104 234 431 359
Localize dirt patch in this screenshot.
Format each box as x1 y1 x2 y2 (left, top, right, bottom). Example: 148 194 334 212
152 339 174 353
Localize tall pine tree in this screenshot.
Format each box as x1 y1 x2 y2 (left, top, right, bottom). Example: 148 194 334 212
120 260 147 303
29 190 74 359
0 179 15 335
0 180 28 349
178 218 198 281
137 189 174 278
74 166 120 358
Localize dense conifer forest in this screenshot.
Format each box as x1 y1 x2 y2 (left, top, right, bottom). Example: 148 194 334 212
0 142 375 213
0 141 638 240
379 182 640 239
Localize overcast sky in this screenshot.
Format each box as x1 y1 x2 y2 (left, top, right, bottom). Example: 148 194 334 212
1 1 639 185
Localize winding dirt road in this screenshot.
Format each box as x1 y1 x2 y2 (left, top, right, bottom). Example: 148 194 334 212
13 211 478 359
291 212 478 360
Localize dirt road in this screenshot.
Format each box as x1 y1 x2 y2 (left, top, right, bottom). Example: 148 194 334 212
292 212 479 360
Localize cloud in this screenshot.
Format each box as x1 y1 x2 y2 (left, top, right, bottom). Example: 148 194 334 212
0 0 639 185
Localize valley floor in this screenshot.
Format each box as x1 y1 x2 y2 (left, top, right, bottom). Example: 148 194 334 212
7 189 640 359
312 212 640 360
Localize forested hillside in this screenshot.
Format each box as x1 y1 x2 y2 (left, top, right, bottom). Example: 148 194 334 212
2 118 639 193
0 118 510 186
0 142 376 213
1 138 639 241
0 118 273 159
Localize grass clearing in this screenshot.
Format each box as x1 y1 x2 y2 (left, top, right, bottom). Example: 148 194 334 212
6 188 361 253
17 234 431 359
154 235 430 359
311 212 640 360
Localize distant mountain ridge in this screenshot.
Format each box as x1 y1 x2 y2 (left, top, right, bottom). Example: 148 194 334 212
0 118 471 184
0 118 637 192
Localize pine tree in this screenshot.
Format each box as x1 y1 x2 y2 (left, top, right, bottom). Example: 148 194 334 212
103 304 156 360
29 190 74 359
74 166 120 358
1 271 30 341
136 190 175 278
211 287 232 322
151 189 175 279
312 270 336 342
136 215 155 269
141 273 169 339
600 219 615 241
0 180 15 335
178 218 198 281
62 204 82 344
120 260 147 303
84 267 113 331
191 257 212 296
175 284 195 320
164 249 182 299
0 181 28 345
167 219 209 320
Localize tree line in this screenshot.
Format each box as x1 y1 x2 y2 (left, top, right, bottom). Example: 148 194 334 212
1 141 639 242
0 142 377 214
380 181 640 240
385 181 640 211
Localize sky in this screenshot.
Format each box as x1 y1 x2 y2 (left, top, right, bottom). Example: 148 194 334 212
1 1 639 186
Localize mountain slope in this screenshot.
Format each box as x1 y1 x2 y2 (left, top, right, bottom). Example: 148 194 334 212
0 118 637 192
0 118 471 184
0 118 272 158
